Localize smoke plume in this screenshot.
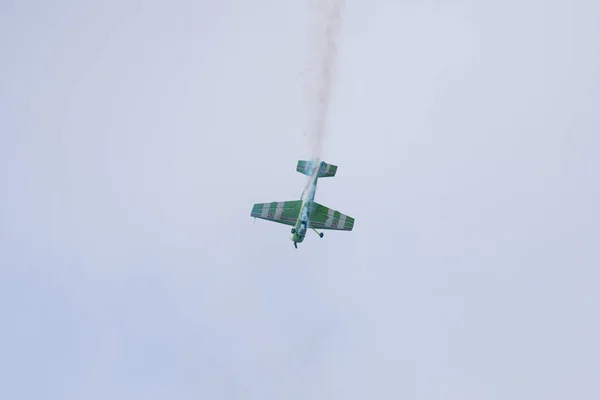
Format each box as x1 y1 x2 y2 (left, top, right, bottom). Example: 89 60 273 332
303 0 345 161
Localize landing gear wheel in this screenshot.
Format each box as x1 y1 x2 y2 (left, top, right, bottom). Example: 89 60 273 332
319 232 324 238
294 242 298 249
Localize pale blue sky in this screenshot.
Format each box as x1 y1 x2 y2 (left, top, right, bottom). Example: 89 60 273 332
1 1 599 399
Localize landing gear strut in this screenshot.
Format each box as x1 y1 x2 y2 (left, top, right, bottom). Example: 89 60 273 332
294 242 298 249
312 228 324 238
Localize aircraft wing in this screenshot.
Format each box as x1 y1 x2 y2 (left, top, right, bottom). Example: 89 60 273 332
251 200 302 226
309 202 355 231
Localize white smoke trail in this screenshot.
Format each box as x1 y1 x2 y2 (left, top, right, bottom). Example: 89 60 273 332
303 0 346 161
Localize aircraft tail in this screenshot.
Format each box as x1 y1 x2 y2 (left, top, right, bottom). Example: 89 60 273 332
296 160 337 178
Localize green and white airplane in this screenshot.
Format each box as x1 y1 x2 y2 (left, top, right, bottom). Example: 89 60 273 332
251 159 355 248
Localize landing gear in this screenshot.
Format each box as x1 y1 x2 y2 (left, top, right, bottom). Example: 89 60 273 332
294 242 298 249
311 228 324 238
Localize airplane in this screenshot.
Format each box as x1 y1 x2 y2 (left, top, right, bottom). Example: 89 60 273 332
250 159 355 248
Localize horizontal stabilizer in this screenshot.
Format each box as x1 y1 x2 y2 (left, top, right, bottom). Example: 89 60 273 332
296 160 337 178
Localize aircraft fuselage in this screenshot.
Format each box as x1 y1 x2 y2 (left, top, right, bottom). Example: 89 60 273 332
290 162 320 246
